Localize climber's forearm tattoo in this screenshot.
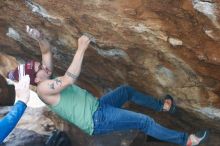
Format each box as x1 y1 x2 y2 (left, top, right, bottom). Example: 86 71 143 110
47 73 77 90
48 78 62 90
54 78 62 86
66 71 78 80
48 83 55 90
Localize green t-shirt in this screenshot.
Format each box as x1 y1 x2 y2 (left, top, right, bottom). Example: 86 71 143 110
49 84 99 135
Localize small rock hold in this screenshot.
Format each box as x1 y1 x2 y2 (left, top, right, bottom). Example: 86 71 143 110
6 27 21 41
204 29 220 41
168 37 183 47
83 32 96 43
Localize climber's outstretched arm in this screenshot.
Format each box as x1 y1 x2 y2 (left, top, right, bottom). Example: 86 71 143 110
38 39 53 72
26 25 53 72
37 35 90 104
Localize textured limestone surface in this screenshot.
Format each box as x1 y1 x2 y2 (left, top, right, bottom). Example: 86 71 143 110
1 0 220 112
0 0 220 145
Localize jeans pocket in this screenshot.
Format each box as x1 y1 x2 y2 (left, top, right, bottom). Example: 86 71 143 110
93 107 105 135
93 107 103 125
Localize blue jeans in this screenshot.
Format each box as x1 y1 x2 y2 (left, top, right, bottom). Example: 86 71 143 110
92 85 188 146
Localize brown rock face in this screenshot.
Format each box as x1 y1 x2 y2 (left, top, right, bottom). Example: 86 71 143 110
0 0 220 145
1 0 220 109
0 53 17 77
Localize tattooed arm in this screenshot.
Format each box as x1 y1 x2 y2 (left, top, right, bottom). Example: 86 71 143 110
37 36 91 104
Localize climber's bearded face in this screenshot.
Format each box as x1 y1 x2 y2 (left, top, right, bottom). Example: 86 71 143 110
34 61 52 84
0 75 15 106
